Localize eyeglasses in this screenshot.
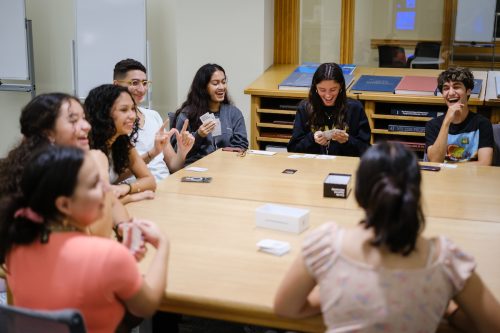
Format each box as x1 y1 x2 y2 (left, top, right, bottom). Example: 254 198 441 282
117 79 152 88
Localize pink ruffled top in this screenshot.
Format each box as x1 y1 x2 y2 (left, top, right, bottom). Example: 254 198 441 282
302 223 476 333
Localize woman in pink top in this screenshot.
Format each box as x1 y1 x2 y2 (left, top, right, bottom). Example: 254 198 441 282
274 142 500 332
0 146 169 333
0 93 129 238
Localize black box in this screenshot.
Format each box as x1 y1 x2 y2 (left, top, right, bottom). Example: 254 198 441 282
323 173 352 198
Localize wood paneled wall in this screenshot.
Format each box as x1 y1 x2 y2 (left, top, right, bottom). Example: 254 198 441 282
274 0 299 64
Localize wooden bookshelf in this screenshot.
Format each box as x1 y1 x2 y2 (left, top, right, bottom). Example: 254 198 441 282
244 65 491 157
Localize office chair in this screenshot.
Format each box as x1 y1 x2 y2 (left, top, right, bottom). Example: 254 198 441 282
0 304 86 333
377 45 408 68
407 41 442 69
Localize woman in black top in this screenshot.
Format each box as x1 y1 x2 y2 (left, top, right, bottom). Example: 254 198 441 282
287 63 371 157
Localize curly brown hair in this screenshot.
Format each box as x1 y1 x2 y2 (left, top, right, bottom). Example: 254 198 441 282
84 84 138 176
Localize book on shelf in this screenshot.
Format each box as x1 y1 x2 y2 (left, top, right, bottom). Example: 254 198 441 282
394 76 437 96
390 106 444 118
388 124 426 133
495 75 500 98
350 75 402 94
435 78 482 98
389 140 426 151
261 132 292 139
278 63 357 90
278 104 299 110
272 120 295 125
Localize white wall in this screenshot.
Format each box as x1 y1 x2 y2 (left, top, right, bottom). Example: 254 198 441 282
0 0 74 156
0 0 274 156
174 0 274 133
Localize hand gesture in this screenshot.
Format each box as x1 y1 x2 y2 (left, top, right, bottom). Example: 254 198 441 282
444 102 464 124
197 120 216 138
314 131 329 146
152 119 175 157
176 119 195 154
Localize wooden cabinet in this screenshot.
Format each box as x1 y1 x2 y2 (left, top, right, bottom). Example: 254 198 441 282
245 65 489 156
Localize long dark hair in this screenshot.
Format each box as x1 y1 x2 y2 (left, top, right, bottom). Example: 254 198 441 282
84 84 138 176
355 142 425 255
306 63 348 130
0 146 85 265
173 63 232 130
0 93 81 198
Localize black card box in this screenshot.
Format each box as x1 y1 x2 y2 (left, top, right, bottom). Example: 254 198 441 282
323 173 352 198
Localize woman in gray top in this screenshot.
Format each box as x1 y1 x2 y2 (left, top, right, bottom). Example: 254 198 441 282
173 63 248 165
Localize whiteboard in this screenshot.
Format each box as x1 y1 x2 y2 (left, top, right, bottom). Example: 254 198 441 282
455 0 496 42
75 0 146 99
0 0 29 80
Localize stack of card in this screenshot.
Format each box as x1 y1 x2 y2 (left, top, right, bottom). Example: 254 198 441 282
323 128 346 140
256 239 291 256
200 112 221 136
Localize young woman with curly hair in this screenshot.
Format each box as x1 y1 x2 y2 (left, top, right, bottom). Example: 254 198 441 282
84 84 156 204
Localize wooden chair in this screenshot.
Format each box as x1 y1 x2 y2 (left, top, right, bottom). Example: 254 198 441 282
0 304 86 333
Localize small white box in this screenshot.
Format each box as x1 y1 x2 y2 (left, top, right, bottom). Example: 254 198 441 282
255 203 310 234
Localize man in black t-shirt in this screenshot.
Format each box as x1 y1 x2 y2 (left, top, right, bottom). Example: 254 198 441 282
425 67 494 165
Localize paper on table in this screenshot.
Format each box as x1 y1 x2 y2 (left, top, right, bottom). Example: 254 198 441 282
185 166 208 172
248 150 277 156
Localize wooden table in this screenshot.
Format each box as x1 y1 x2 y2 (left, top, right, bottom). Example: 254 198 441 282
159 150 500 223
128 191 500 332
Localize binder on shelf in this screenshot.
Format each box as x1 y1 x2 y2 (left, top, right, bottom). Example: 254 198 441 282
388 124 426 133
278 63 357 91
435 78 482 98
350 75 402 93
389 140 426 151
390 105 444 118
495 75 500 98
394 76 437 96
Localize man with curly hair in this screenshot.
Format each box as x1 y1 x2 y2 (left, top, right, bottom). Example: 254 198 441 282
425 67 494 165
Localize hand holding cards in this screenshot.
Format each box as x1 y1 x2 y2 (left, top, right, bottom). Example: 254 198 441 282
122 222 143 255
200 112 221 136
323 128 347 141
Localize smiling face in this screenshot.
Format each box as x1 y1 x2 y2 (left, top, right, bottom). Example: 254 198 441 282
110 92 137 138
49 99 91 150
115 69 148 104
206 70 227 111
442 80 470 107
316 80 341 107
63 154 105 228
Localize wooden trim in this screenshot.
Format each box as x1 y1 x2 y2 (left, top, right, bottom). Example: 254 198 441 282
274 0 299 64
441 0 454 69
370 39 442 49
340 0 355 63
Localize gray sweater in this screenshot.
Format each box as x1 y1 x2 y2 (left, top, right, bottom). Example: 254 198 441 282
175 104 249 165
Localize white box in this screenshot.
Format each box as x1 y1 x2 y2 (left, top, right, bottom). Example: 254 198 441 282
255 203 310 234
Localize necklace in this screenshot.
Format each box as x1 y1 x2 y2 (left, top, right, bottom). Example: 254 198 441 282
47 224 80 232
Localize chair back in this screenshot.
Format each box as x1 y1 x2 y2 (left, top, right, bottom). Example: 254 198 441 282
408 41 442 69
414 41 441 58
0 304 86 333
377 45 407 68
492 123 500 166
